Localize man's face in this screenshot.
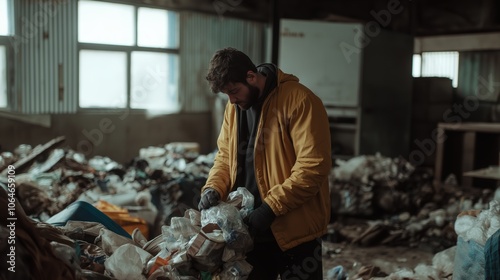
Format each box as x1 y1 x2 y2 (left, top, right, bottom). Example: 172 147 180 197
222 82 260 110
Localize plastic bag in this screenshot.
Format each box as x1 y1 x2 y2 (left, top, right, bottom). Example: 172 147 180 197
50 241 82 278
162 216 200 252
95 228 134 256
200 189 254 264
453 236 485 280
146 243 171 277
186 223 226 272
227 187 254 219
169 249 193 275
455 200 500 246
326 265 347 280
216 260 253 280
77 240 107 274
200 202 253 254
104 244 152 280
184 209 201 228
485 229 500 280
432 245 456 277
146 266 182 280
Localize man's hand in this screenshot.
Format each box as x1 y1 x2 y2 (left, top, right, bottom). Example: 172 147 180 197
245 202 276 236
198 188 220 211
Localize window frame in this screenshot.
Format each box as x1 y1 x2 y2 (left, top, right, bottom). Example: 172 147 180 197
77 0 180 113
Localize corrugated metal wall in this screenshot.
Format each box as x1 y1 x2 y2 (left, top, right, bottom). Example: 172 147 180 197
179 12 266 112
458 51 500 102
13 0 77 114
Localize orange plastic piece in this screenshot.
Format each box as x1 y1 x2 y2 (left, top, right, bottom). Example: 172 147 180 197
94 200 149 239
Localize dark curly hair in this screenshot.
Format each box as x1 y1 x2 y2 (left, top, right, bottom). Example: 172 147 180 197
206 47 257 93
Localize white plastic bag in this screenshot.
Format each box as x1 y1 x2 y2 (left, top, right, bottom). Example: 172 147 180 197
104 244 152 280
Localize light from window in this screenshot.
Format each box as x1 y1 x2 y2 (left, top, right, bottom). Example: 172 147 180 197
138 8 178 48
420 51 459 87
78 1 180 111
0 46 6 107
78 0 135 45
130 52 179 111
412 54 421 77
79 50 127 108
0 0 8 36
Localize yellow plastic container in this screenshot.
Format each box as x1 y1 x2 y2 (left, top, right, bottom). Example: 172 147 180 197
94 200 149 239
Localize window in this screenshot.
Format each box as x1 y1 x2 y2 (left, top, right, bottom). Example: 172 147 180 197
130 51 179 110
138 8 175 48
0 0 9 36
79 50 128 108
79 1 135 46
413 51 459 87
78 0 179 111
0 0 11 108
0 45 6 107
412 54 421 77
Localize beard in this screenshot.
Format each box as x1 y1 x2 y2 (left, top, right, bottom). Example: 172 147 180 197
239 83 260 110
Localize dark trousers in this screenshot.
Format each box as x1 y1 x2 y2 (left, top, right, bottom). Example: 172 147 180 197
246 238 323 280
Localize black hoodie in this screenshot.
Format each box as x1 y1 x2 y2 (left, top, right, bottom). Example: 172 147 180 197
235 63 278 209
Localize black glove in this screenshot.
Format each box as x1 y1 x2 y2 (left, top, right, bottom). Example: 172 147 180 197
245 202 276 236
198 188 220 211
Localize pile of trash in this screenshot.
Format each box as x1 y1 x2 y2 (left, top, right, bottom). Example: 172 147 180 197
86 187 255 279
1 183 255 279
3 136 500 279
0 137 216 238
330 153 419 217
329 154 495 251
372 246 455 280
3 139 495 253
452 198 500 279
0 136 262 279
325 194 500 280
325 246 455 280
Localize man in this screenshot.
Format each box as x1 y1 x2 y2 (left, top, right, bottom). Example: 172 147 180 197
199 47 332 280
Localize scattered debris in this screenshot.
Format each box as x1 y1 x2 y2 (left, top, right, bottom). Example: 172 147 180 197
2 139 499 279
329 154 495 253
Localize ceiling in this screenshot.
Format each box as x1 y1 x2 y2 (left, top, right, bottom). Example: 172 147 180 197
142 0 500 36
278 0 500 36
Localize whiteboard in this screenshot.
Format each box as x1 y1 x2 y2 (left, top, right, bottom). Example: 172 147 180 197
278 19 362 107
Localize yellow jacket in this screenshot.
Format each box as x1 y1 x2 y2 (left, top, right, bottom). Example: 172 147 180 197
204 69 332 251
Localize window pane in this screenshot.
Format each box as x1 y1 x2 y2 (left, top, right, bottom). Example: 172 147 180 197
138 7 167 48
412 54 421 77
131 51 179 111
78 0 135 45
79 50 127 108
138 8 178 48
0 0 8 35
0 46 6 107
421 51 459 87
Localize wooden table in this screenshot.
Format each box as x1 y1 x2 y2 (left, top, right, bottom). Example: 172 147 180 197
463 166 500 179
434 122 500 188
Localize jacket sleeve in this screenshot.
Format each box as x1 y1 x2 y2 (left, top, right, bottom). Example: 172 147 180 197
203 101 233 200
264 92 332 215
